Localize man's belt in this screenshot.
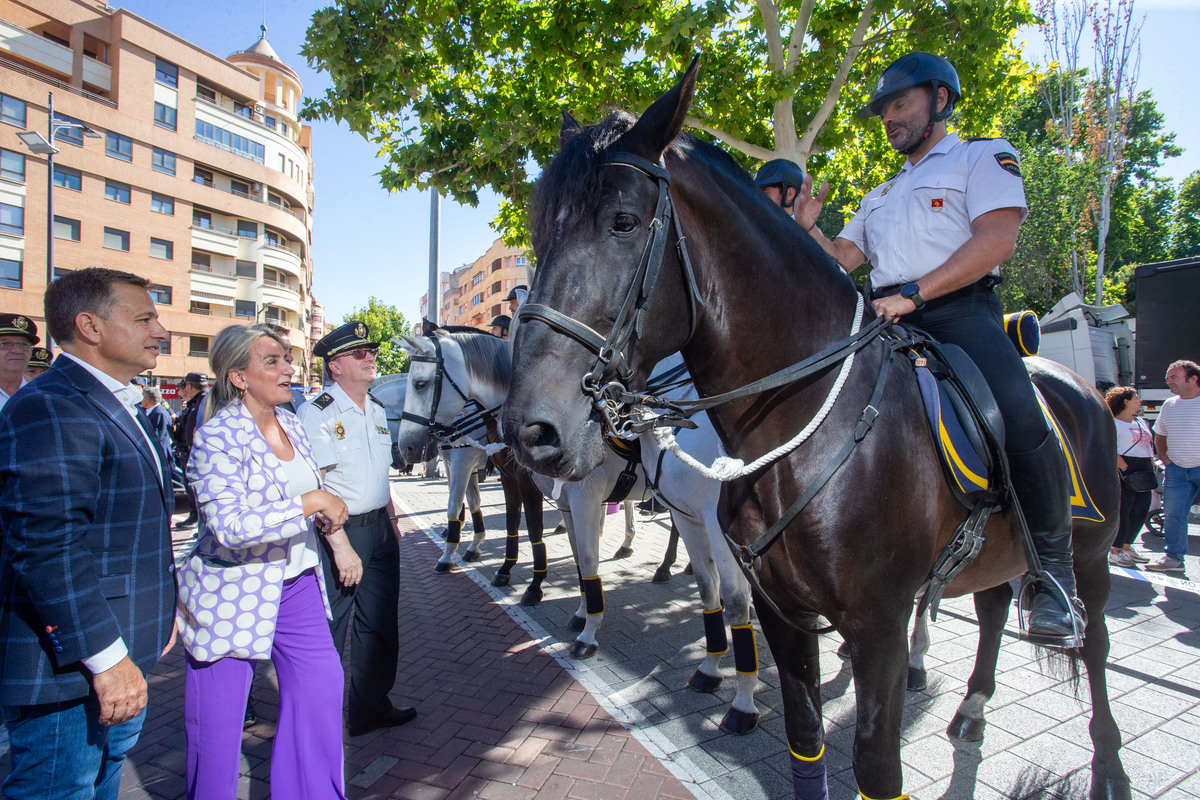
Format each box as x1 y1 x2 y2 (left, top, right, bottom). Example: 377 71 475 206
345 506 388 527
872 275 1001 308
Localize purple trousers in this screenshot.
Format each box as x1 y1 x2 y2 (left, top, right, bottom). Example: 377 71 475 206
184 569 346 800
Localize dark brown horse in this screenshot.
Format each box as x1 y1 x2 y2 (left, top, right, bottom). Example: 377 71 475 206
502 60 1129 800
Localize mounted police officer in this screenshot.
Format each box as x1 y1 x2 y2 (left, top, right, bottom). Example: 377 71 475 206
797 52 1084 647
754 159 806 217
298 321 415 735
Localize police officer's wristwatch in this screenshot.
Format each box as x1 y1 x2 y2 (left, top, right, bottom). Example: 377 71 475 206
900 282 925 310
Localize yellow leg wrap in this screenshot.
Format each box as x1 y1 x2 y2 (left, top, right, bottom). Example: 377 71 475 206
859 793 909 800
788 743 824 761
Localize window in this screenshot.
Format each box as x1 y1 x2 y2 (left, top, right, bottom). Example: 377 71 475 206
233 102 252 118
194 119 265 163
189 302 210 315
0 149 24 182
54 113 85 146
189 335 209 356
103 227 129 251
52 267 73 280
149 238 173 260
53 216 80 241
192 209 212 229
264 114 276 130
158 336 172 355
235 300 256 318
104 179 131 204
236 219 257 238
53 165 81 190
264 229 280 247
196 84 216 103
515 256 527 268
191 251 211 270
235 259 257 278
150 193 174 215
154 57 178 87
0 202 23 235
193 167 214 186
148 284 172 304
153 102 177 131
151 147 175 175
471 273 483 286
0 94 26 127
105 131 132 161
230 179 250 198
0 257 20 289
472 292 483 306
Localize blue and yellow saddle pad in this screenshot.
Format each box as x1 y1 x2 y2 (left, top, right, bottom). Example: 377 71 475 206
914 367 1103 523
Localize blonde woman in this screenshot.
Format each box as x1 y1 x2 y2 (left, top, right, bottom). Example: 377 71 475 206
176 324 360 799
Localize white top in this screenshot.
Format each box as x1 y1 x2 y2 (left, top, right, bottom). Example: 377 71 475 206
0 376 28 416
1115 417 1154 459
1155 395 1200 469
277 452 321 578
838 134 1029 288
298 382 393 514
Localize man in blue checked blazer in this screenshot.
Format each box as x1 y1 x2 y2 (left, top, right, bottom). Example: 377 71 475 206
0 268 175 800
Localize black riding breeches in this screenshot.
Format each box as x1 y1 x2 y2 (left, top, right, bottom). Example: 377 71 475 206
903 286 1049 454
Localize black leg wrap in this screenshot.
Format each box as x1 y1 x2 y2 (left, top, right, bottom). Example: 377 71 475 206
731 624 759 675
445 518 462 545
503 533 520 567
703 607 728 655
531 542 547 575
582 576 604 616
471 509 486 535
790 746 829 800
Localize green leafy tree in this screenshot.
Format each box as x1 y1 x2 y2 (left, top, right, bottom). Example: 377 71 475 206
1171 171 1200 258
332 297 411 376
302 0 1035 244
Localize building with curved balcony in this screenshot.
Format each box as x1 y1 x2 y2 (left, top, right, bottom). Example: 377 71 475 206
421 238 531 331
0 0 321 390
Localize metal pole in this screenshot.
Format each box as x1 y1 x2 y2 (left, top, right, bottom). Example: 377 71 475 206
427 189 440 326
45 92 54 290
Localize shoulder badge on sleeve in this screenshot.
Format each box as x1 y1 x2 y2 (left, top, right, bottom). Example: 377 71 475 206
311 392 335 410
369 393 385 408
994 152 1022 177
966 136 998 142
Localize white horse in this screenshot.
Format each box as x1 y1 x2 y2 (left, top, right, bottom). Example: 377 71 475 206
396 329 761 733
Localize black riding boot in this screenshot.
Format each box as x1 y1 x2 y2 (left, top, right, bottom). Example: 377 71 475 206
1008 432 1085 647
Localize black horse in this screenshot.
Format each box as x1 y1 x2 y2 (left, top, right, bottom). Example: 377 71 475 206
503 60 1128 799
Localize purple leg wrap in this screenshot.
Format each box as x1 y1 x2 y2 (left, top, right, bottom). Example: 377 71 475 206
790 749 828 800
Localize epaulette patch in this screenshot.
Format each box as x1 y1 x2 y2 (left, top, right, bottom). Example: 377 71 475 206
994 152 1021 177
369 393 385 408
311 392 335 410
966 136 998 142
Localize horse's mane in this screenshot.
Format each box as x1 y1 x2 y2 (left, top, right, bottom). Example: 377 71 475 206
433 328 511 398
531 111 849 288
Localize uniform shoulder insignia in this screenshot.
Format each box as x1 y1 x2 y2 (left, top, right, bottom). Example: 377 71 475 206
966 136 998 142
311 392 335 410
368 393 385 408
993 152 1022 177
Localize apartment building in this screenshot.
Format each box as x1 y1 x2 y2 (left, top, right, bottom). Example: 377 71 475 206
0 0 322 387
420 238 530 329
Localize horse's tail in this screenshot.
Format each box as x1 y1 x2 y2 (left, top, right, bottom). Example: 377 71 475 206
1003 766 1086 798
1033 643 1084 699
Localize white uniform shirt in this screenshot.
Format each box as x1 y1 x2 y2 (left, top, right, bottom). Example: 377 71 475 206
297 382 393 514
0 376 28 416
1154 395 1200 469
839 133 1028 289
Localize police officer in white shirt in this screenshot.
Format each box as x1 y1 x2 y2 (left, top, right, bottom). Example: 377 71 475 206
796 52 1083 647
298 321 415 735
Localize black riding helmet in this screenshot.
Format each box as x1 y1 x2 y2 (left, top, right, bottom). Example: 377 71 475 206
754 159 806 211
859 51 961 119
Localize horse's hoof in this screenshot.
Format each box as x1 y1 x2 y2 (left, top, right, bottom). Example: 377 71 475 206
651 567 672 584
688 670 722 694
907 667 927 692
836 641 851 661
720 708 759 735
613 546 634 559
567 615 586 633
492 573 511 588
570 640 598 659
1090 775 1133 800
682 562 694 575
946 712 985 742
520 586 543 606
462 550 481 563
433 561 455 574
553 523 567 535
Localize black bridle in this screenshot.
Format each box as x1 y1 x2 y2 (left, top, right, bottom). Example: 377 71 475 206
517 151 703 437
400 335 494 443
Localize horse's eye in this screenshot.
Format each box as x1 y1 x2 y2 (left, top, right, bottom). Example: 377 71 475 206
610 213 638 234
413 380 427 391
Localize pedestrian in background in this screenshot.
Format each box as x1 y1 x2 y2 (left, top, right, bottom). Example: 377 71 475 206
24 346 53 381
176 323 356 799
0 313 37 415
1105 386 1154 567
1148 360 1200 572
0 268 175 799
141 386 174 459
172 372 208 529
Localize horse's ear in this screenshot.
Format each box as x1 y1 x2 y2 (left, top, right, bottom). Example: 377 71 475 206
621 54 701 161
393 334 434 357
560 111 582 148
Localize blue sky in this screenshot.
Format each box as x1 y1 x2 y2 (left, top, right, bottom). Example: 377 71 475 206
115 1 1198 325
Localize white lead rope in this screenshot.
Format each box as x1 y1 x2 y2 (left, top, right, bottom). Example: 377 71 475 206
648 291 867 481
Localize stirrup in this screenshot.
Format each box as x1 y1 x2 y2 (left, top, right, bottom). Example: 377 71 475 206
1015 573 1085 649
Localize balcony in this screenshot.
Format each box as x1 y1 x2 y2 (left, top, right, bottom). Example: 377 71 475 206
195 91 284 137
191 225 239 258
261 241 302 278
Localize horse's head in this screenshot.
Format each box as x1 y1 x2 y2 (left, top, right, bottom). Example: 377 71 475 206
504 58 704 479
393 332 470 464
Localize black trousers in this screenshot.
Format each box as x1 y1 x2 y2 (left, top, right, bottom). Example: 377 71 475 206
319 513 400 721
902 285 1049 454
1115 456 1155 549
